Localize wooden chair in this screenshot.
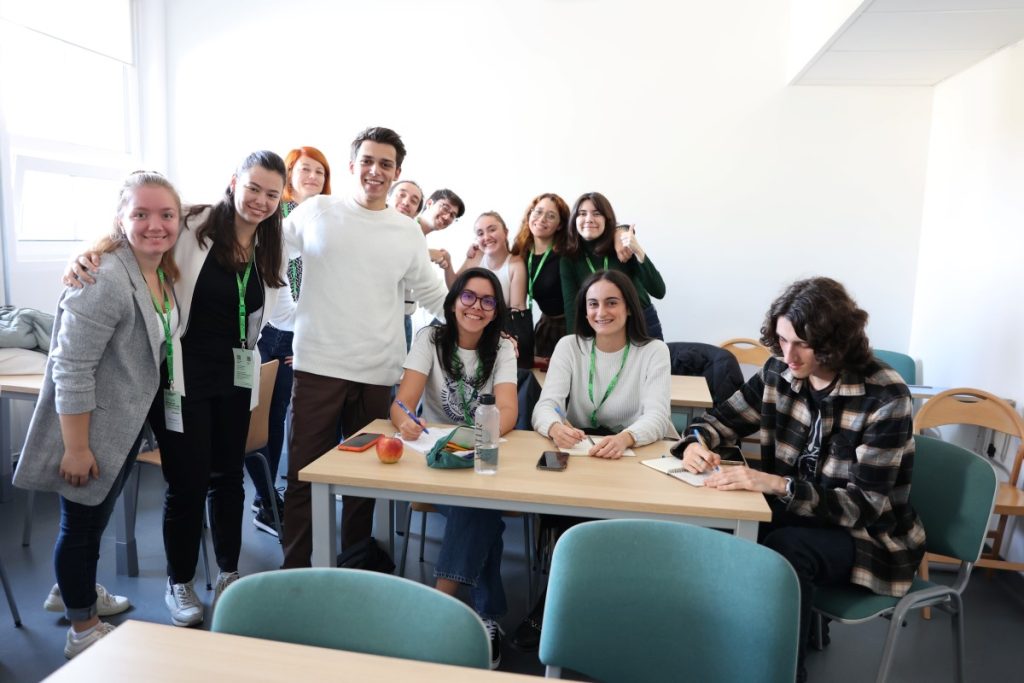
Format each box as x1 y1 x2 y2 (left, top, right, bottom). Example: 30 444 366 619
914 387 1024 574
718 337 772 368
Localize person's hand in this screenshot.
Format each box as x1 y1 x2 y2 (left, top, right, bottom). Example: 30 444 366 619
617 225 645 262
398 416 424 441
549 421 586 449
589 431 634 459
465 242 481 260
614 226 632 263
681 441 721 473
59 447 99 487
501 330 520 358
62 252 102 288
429 248 451 270
705 466 787 495
284 356 293 366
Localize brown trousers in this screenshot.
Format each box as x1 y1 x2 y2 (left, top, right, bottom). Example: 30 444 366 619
281 371 390 568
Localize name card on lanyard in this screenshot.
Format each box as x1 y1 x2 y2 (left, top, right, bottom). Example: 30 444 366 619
152 268 184 432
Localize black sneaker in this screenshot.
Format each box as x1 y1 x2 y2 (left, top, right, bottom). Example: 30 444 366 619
252 489 285 514
483 619 503 670
252 504 282 537
509 614 541 652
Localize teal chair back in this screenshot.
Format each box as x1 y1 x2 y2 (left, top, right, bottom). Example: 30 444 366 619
911 434 998 562
211 568 490 669
539 519 800 683
874 349 916 385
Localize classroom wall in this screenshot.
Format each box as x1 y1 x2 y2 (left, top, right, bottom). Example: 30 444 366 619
909 38 1024 565
159 0 932 349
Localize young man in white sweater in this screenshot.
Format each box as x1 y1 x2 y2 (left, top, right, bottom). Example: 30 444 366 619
281 126 447 568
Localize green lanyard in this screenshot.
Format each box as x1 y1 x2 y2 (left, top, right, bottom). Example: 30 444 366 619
236 255 254 349
585 255 609 274
281 202 291 218
587 340 630 428
526 246 552 308
288 258 300 301
150 268 174 390
452 354 484 426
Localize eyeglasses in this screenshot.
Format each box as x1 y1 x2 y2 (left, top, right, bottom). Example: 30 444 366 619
459 289 498 311
530 208 559 223
436 201 460 221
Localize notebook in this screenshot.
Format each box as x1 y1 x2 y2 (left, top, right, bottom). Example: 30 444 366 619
565 435 635 457
640 456 709 486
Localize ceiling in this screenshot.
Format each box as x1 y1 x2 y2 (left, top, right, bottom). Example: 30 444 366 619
792 0 1024 86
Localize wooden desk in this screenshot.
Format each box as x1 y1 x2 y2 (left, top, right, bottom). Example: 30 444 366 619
43 620 541 682
301 420 771 568
0 373 43 502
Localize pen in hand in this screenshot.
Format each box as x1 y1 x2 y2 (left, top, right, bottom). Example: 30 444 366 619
395 399 429 434
693 428 719 473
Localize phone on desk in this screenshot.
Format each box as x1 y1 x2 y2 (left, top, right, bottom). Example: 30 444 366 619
336 432 382 452
537 451 569 471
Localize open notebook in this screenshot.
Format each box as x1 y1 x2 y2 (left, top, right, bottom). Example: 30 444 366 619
640 457 710 486
565 435 635 457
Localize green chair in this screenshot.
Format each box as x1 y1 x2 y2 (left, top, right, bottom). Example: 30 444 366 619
812 435 998 683
539 519 800 683
874 349 916 385
211 567 490 669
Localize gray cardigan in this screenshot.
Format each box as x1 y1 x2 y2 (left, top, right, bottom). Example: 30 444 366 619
14 245 166 505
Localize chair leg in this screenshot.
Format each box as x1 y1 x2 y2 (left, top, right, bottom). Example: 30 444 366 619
201 501 212 590
544 665 562 679
919 557 932 620
21 490 34 547
398 504 414 577
523 514 535 609
418 510 427 563
951 593 965 683
0 556 22 627
810 612 824 651
114 466 140 577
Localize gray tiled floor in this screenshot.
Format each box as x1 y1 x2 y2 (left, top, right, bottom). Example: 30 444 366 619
1 467 1023 682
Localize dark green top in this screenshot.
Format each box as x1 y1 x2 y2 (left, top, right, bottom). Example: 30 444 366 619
559 240 666 333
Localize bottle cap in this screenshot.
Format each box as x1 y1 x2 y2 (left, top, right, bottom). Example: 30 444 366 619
480 393 495 405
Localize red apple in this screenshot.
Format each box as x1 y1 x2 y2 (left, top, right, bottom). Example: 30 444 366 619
375 435 404 464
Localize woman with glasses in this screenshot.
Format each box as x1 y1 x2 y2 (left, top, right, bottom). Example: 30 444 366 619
560 192 666 339
389 267 517 668
247 146 332 537
510 193 572 362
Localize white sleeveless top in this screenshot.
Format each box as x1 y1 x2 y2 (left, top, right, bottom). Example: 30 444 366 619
484 254 512 306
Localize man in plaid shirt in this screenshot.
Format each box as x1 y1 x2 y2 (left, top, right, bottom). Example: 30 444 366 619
673 276 925 682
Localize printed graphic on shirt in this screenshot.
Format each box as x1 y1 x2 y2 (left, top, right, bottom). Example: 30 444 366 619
440 375 478 425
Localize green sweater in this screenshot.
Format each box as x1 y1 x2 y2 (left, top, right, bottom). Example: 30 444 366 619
559 241 666 333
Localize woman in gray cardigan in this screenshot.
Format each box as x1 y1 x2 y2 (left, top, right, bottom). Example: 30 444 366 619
15 172 181 658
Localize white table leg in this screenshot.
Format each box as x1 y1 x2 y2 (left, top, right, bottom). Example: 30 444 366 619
311 482 336 567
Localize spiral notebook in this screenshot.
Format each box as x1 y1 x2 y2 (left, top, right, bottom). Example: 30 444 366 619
640 457 709 487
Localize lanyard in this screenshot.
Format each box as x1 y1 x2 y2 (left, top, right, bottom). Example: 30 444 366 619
585 254 608 274
289 258 300 301
236 255 254 349
587 340 630 428
452 354 484 425
150 268 174 390
527 246 552 308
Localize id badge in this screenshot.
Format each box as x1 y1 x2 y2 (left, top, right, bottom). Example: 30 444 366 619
163 389 184 433
233 347 257 389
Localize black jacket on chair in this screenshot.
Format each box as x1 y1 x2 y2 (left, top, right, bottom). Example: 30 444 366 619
667 342 744 408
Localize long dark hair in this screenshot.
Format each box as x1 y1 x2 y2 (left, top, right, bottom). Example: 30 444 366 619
565 191 618 258
433 267 509 389
760 276 873 374
574 270 651 348
188 150 286 287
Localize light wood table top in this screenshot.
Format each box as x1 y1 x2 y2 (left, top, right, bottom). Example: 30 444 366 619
532 369 712 408
302 420 771 566
0 373 43 396
43 620 541 682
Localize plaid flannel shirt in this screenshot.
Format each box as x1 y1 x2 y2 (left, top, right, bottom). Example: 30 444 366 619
691 357 925 597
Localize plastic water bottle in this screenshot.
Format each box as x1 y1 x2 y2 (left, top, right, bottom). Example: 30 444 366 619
474 393 500 475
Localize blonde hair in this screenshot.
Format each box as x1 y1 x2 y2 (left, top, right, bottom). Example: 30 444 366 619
95 171 182 282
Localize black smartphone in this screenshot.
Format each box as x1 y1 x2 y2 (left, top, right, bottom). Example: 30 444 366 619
336 432 383 452
537 451 569 471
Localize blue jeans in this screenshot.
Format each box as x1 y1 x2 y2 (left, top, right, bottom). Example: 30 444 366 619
54 439 140 621
248 324 294 505
434 505 507 620
643 304 664 341
404 314 413 352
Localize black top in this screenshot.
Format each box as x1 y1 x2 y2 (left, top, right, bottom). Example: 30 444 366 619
181 255 264 398
527 250 564 316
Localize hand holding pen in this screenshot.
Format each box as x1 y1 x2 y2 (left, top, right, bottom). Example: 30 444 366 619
394 399 428 441
549 406 587 450
682 428 721 474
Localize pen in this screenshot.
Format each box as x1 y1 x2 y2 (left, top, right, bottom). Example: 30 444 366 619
693 429 719 473
395 399 429 434
553 405 569 425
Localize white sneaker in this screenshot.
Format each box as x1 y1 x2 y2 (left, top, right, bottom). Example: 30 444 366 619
213 571 240 607
164 579 204 627
44 583 131 616
64 621 116 659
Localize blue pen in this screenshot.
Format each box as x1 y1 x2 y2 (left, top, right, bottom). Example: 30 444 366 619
693 429 719 473
395 399 429 434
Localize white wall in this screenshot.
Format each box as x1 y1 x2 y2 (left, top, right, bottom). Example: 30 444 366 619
160 0 932 350
909 38 1024 564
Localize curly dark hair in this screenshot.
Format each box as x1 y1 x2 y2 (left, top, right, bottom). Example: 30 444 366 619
433 267 510 391
574 270 651 348
760 277 872 373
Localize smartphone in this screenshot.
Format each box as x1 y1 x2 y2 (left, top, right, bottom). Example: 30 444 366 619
336 432 382 452
537 451 569 471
